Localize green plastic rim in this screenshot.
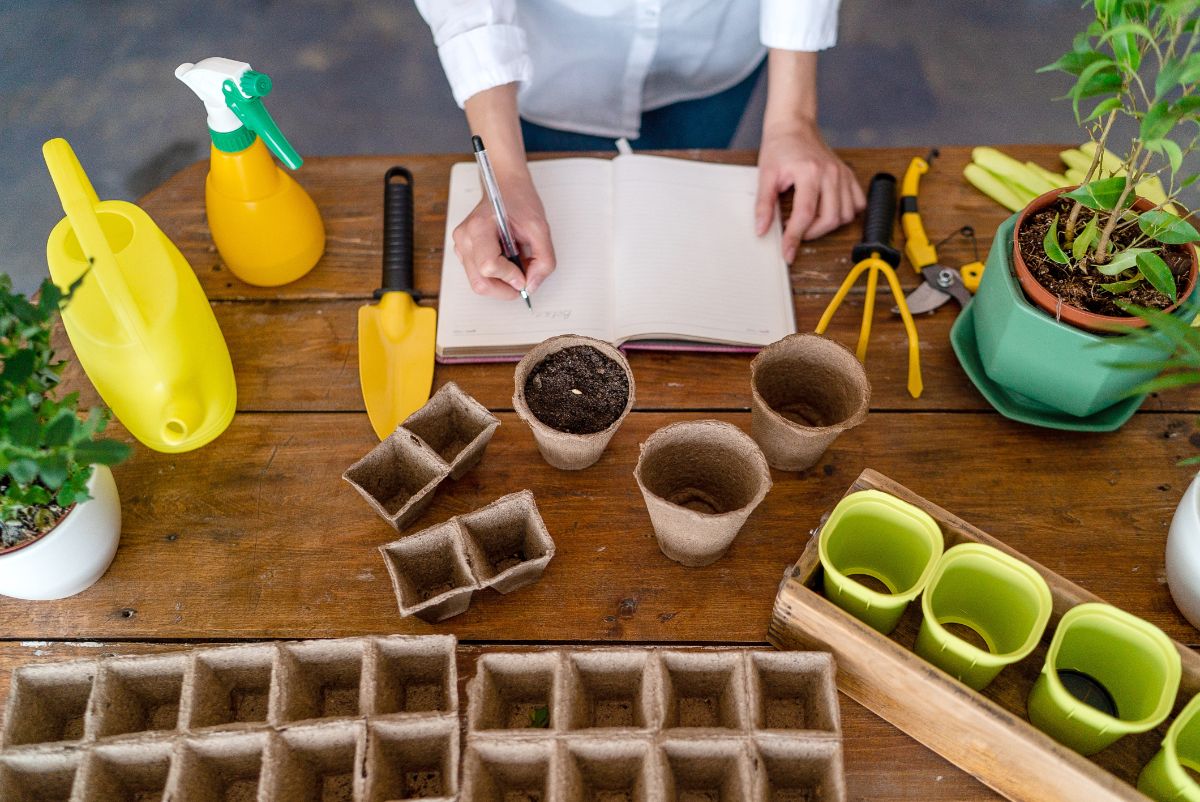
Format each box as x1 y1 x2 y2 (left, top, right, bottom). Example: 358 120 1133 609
1033 603 1181 748
1139 692 1200 801
209 125 255 153
920 544 1052 664
818 490 944 634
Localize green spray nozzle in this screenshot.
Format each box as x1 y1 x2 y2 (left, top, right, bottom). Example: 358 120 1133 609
221 74 302 170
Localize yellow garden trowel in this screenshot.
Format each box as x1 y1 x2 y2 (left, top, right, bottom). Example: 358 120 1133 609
358 167 436 439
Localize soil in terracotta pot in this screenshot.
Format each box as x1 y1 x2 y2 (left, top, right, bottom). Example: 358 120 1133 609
1018 198 1192 316
524 345 629 434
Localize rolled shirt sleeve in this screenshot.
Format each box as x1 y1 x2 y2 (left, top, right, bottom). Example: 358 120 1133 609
760 0 841 51
413 0 533 107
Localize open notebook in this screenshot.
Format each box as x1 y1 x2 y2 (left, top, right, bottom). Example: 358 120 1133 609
435 154 796 361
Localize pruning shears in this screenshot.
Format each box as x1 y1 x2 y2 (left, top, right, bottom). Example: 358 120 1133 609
896 151 987 316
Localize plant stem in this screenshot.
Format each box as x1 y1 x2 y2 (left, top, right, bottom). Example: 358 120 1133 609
1094 143 1146 262
1066 110 1118 239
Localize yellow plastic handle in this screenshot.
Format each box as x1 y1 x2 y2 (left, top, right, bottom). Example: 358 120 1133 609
42 138 149 345
961 260 985 293
900 157 936 273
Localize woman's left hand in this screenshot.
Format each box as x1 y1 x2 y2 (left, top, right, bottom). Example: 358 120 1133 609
755 118 865 263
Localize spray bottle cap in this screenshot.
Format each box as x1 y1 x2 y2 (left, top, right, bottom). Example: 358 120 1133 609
175 57 303 169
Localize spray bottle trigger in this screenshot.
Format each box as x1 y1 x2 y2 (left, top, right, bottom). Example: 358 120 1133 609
220 79 303 170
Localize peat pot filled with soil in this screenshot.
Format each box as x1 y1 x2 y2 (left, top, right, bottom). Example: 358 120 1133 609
513 335 635 471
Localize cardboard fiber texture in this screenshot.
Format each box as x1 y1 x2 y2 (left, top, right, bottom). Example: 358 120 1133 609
401 381 501 481
344 382 501 531
634 420 772 567
463 649 845 801
0 635 459 800
379 490 555 621
750 334 870 472
513 334 636 471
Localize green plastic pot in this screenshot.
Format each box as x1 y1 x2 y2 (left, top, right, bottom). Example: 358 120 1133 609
1027 603 1181 756
818 490 943 635
914 543 1052 691
1140 692 1200 801
972 214 1195 419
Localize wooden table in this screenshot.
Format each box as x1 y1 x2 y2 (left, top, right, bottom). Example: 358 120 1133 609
6 146 1198 800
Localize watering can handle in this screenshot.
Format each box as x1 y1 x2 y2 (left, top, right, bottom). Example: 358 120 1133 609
42 139 149 345
378 166 416 299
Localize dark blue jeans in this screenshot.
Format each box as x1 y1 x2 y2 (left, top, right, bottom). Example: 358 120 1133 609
520 61 765 152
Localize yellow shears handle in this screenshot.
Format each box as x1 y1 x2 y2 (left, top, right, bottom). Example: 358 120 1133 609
900 156 936 273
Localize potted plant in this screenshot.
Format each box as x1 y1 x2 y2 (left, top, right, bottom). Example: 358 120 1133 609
0 275 130 600
957 0 1200 424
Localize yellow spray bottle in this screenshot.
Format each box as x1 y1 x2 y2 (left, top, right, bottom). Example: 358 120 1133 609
176 57 324 286
43 138 236 453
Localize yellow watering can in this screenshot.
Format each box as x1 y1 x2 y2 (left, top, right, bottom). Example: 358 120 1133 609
43 138 236 453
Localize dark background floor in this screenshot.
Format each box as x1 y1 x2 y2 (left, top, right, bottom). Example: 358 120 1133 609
1 0 1092 294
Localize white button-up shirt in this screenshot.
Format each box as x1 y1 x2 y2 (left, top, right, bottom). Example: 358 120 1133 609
414 0 841 139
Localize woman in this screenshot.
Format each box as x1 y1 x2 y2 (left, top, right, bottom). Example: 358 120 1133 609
415 0 864 300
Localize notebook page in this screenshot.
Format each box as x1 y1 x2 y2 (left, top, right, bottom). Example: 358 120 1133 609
436 158 614 354
610 155 795 345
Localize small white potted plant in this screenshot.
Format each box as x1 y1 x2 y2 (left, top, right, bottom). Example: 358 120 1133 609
0 275 129 600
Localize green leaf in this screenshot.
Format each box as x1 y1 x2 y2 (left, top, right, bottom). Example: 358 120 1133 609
1141 100 1181 142
529 706 549 728
1098 21 1157 49
1133 371 1200 394
1085 96 1123 121
8 407 38 448
1182 52 1200 84
1073 215 1100 260
1137 251 1178 301
1096 247 1155 275
1144 137 1184 174
73 439 131 466
1039 49 1109 76
1157 57 1187 98
37 455 68 490
56 467 92 508
42 409 76 447
1070 61 1123 121
1100 276 1145 293
1 349 34 388
1139 209 1200 244
8 459 38 486
1063 176 1129 210
1044 214 1071 265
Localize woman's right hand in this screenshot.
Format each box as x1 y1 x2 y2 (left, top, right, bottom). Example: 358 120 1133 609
452 169 557 300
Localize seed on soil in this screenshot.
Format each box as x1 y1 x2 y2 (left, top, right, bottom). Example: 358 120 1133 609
524 345 629 434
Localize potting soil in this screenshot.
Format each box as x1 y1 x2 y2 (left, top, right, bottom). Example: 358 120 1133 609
524 345 630 434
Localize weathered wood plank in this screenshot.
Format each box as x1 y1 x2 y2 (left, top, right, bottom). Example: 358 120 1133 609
0 641 995 801
51 296 1200 415
0 411 1194 647
139 147 1023 301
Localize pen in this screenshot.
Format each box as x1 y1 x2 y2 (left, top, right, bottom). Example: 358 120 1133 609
472 135 531 309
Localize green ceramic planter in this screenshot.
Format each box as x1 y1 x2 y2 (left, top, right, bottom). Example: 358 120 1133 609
1027 603 1180 756
972 215 1195 419
1139 692 1200 801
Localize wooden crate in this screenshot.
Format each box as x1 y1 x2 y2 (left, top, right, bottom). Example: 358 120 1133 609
768 468 1200 802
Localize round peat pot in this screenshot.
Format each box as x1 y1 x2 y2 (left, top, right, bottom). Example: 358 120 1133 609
0 465 122 600
914 543 1052 691
1027 603 1180 756
513 334 635 471
972 214 1197 419
634 420 771 567
817 490 943 635
749 333 870 472
1013 188 1198 333
1139 692 1200 802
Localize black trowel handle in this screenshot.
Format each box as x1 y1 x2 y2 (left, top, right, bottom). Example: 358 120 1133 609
379 166 416 297
851 172 902 268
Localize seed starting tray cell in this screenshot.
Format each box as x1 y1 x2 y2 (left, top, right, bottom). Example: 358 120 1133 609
463 649 846 801
0 635 458 802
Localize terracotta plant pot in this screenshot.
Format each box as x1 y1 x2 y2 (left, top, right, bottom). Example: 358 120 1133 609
513 335 635 471
750 334 870 472
0 465 121 600
634 420 772 567
1013 187 1199 333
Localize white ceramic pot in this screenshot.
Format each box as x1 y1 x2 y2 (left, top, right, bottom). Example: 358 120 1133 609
1167 472 1200 630
0 465 121 600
